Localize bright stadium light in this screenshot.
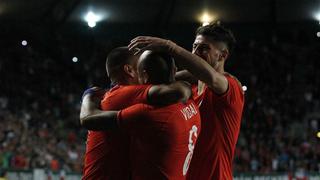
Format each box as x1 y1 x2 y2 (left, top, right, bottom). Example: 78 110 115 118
199 12 215 26
84 11 101 28
317 132 320 138
313 12 320 24
317 32 320 37
72 57 78 63
88 21 96 28
242 85 247 92
21 40 27 46
201 13 211 26
315 13 320 21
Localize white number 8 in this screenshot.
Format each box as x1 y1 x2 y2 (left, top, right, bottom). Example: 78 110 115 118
183 125 198 176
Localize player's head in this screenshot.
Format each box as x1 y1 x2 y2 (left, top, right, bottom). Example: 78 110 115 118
137 50 176 85
106 47 139 85
192 23 236 71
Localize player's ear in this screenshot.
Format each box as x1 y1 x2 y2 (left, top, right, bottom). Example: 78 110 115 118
219 49 229 62
106 67 110 78
123 64 136 79
142 70 149 84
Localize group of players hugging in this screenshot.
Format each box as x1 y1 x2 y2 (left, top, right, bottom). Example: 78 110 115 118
80 23 244 180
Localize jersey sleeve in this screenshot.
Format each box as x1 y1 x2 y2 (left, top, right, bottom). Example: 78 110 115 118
117 103 151 134
211 75 244 107
101 85 152 110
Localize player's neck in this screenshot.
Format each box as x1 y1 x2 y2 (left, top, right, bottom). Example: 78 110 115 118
215 63 225 74
118 79 137 86
117 81 130 86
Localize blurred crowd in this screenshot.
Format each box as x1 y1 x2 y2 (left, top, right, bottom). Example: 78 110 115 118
0 39 110 173
231 36 320 173
0 32 319 174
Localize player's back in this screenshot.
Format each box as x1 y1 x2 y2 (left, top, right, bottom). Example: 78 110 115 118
118 99 201 180
83 85 151 180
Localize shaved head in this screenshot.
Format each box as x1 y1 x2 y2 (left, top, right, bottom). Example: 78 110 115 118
137 51 176 84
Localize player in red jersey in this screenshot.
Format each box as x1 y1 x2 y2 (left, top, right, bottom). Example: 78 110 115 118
80 51 201 180
128 23 244 179
82 47 192 180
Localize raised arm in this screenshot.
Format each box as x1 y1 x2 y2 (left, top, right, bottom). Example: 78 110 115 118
128 36 228 94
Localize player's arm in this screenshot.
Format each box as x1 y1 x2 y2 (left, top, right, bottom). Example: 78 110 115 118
80 93 119 130
80 93 146 131
79 83 190 130
172 44 228 94
129 36 228 94
147 81 192 106
175 70 198 84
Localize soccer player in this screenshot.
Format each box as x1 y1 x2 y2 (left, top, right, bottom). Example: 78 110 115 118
80 51 201 180
128 23 244 179
82 47 192 180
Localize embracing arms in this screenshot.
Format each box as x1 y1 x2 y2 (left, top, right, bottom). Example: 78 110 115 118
128 37 228 94
80 81 191 130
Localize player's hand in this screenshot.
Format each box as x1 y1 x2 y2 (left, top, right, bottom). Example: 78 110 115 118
128 36 176 55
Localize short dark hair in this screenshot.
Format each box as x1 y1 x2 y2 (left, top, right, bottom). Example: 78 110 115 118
196 23 236 53
139 51 175 84
106 47 135 83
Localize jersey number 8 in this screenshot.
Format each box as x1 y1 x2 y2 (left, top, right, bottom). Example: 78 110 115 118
183 125 198 176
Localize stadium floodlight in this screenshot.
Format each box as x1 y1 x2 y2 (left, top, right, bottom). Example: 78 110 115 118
317 32 320 37
199 12 215 26
317 132 320 138
313 12 320 24
201 13 211 26
316 13 320 21
21 40 27 46
88 21 96 28
242 85 247 92
201 13 210 26
85 11 101 28
72 57 78 63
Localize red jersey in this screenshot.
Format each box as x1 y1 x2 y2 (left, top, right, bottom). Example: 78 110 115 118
83 85 151 180
187 74 244 180
117 100 201 180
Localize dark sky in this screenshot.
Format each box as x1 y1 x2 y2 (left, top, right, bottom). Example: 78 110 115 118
0 0 319 24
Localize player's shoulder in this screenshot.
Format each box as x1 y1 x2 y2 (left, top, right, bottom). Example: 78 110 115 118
149 101 184 116
170 100 200 121
224 72 244 94
107 84 149 95
121 84 146 89
185 99 198 107
224 72 242 87
100 85 134 105
169 99 198 113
